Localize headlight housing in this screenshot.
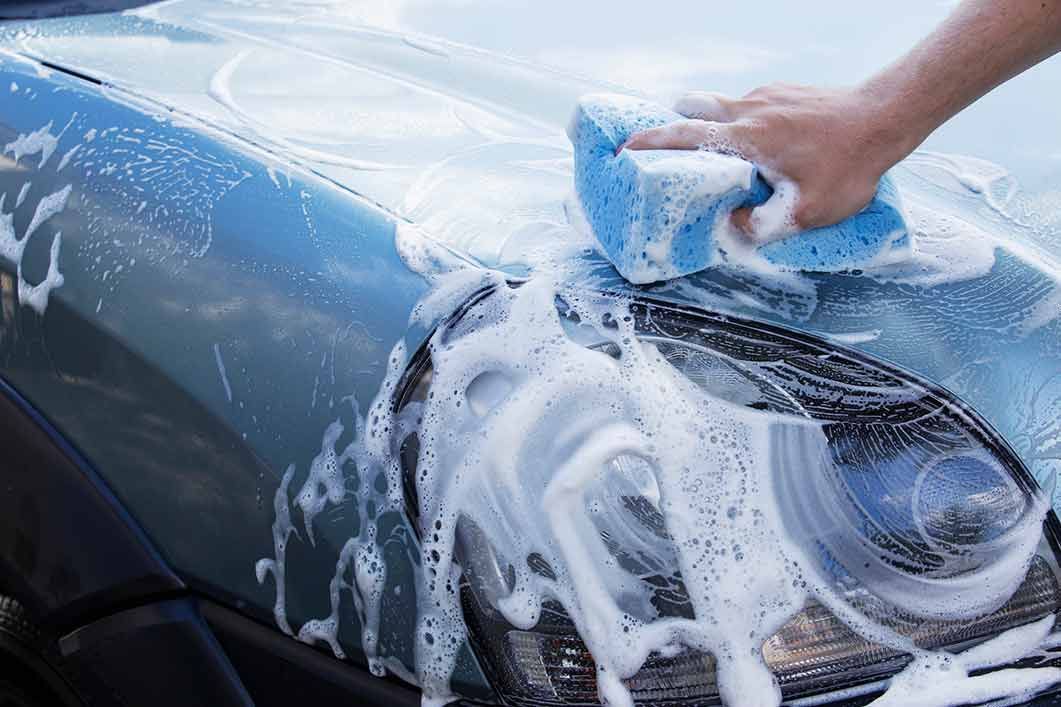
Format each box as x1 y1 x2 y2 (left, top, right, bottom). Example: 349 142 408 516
395 284 1061 706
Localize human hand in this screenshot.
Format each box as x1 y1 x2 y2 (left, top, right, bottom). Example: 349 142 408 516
619 84 913 243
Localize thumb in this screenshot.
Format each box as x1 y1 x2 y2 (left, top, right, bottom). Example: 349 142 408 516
730 207 753 236
731 180 800 245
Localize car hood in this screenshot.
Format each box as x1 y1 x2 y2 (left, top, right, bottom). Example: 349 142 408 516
2 0 1059 483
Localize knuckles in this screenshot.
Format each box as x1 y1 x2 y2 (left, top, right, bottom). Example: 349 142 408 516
793 180 877 231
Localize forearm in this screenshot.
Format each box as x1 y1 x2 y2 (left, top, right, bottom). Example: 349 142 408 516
859 0 1061 168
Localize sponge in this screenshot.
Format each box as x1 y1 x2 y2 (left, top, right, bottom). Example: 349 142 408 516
568 93 910 284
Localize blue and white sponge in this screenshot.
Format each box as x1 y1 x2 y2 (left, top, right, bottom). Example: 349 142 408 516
568 93 910 284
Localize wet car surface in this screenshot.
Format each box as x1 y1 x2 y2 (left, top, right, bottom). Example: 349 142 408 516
0 1 1059 705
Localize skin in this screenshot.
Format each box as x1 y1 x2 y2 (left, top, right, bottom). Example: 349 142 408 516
619 0 1061 243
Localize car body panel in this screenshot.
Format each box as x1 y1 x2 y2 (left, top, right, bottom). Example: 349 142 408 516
0 375 182 630
0 1 1059 702
0 51 473 684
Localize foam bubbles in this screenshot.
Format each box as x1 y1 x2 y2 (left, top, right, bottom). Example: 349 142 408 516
252 119 1061 707
876 154 1061 297
384 260 1056 705
15 181 29 209
255 464 298 635
3 120 60 168
871 616 1060 706
255 217 1061 705
0 182 71 315
745 170 798 243
255 346 409 675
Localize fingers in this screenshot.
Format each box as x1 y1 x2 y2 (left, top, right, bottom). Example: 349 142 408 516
673 91 734 122
730 207 753 236
618 119 737 154
618 120 709 152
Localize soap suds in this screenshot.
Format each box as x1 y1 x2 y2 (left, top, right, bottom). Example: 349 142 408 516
25 184 71 243
871 616 1060 706
213 343 233 403
56 144 79 172
0 194 17 262
18 229 64 315
744 169 799 244
392 263 1055 706
252 207 1061 706
269 206 1060 707
256 464 297 635
294 420 347 546
881 152 1061 294
266 165 283 189
256 350 410 677
3 120 60 169
60 119 251 260
15 181 30 208
297 535 387 674
0 183 71 315
214 56 1061 707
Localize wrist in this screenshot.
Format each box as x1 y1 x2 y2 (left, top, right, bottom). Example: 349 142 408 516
849 77 933 174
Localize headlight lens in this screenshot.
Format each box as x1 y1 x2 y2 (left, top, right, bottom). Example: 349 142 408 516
396 287 1061 706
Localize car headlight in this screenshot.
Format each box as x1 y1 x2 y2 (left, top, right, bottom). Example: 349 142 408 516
394 283 1061 706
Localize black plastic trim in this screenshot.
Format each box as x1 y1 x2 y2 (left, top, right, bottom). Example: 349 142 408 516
0 623 82 706
59 598 253 707
35 59 103 86
200 599 421 707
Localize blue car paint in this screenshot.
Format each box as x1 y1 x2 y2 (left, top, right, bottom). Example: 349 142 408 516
0 55 493 693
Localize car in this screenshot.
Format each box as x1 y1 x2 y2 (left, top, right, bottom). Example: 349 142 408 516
0 1 1060 706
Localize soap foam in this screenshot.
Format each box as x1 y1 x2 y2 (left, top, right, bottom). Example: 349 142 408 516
402 276 811 706
0 180 71 315
255 464 298 635
250 104 1061 707
15 181 29 209
256 211 1061 705
870 616 1061 707
17 228 64 315
3 120 60 168
383 219 1061 703
637 150 756 275
398 267 1057 707
256 345 410 676
744 169 798 244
